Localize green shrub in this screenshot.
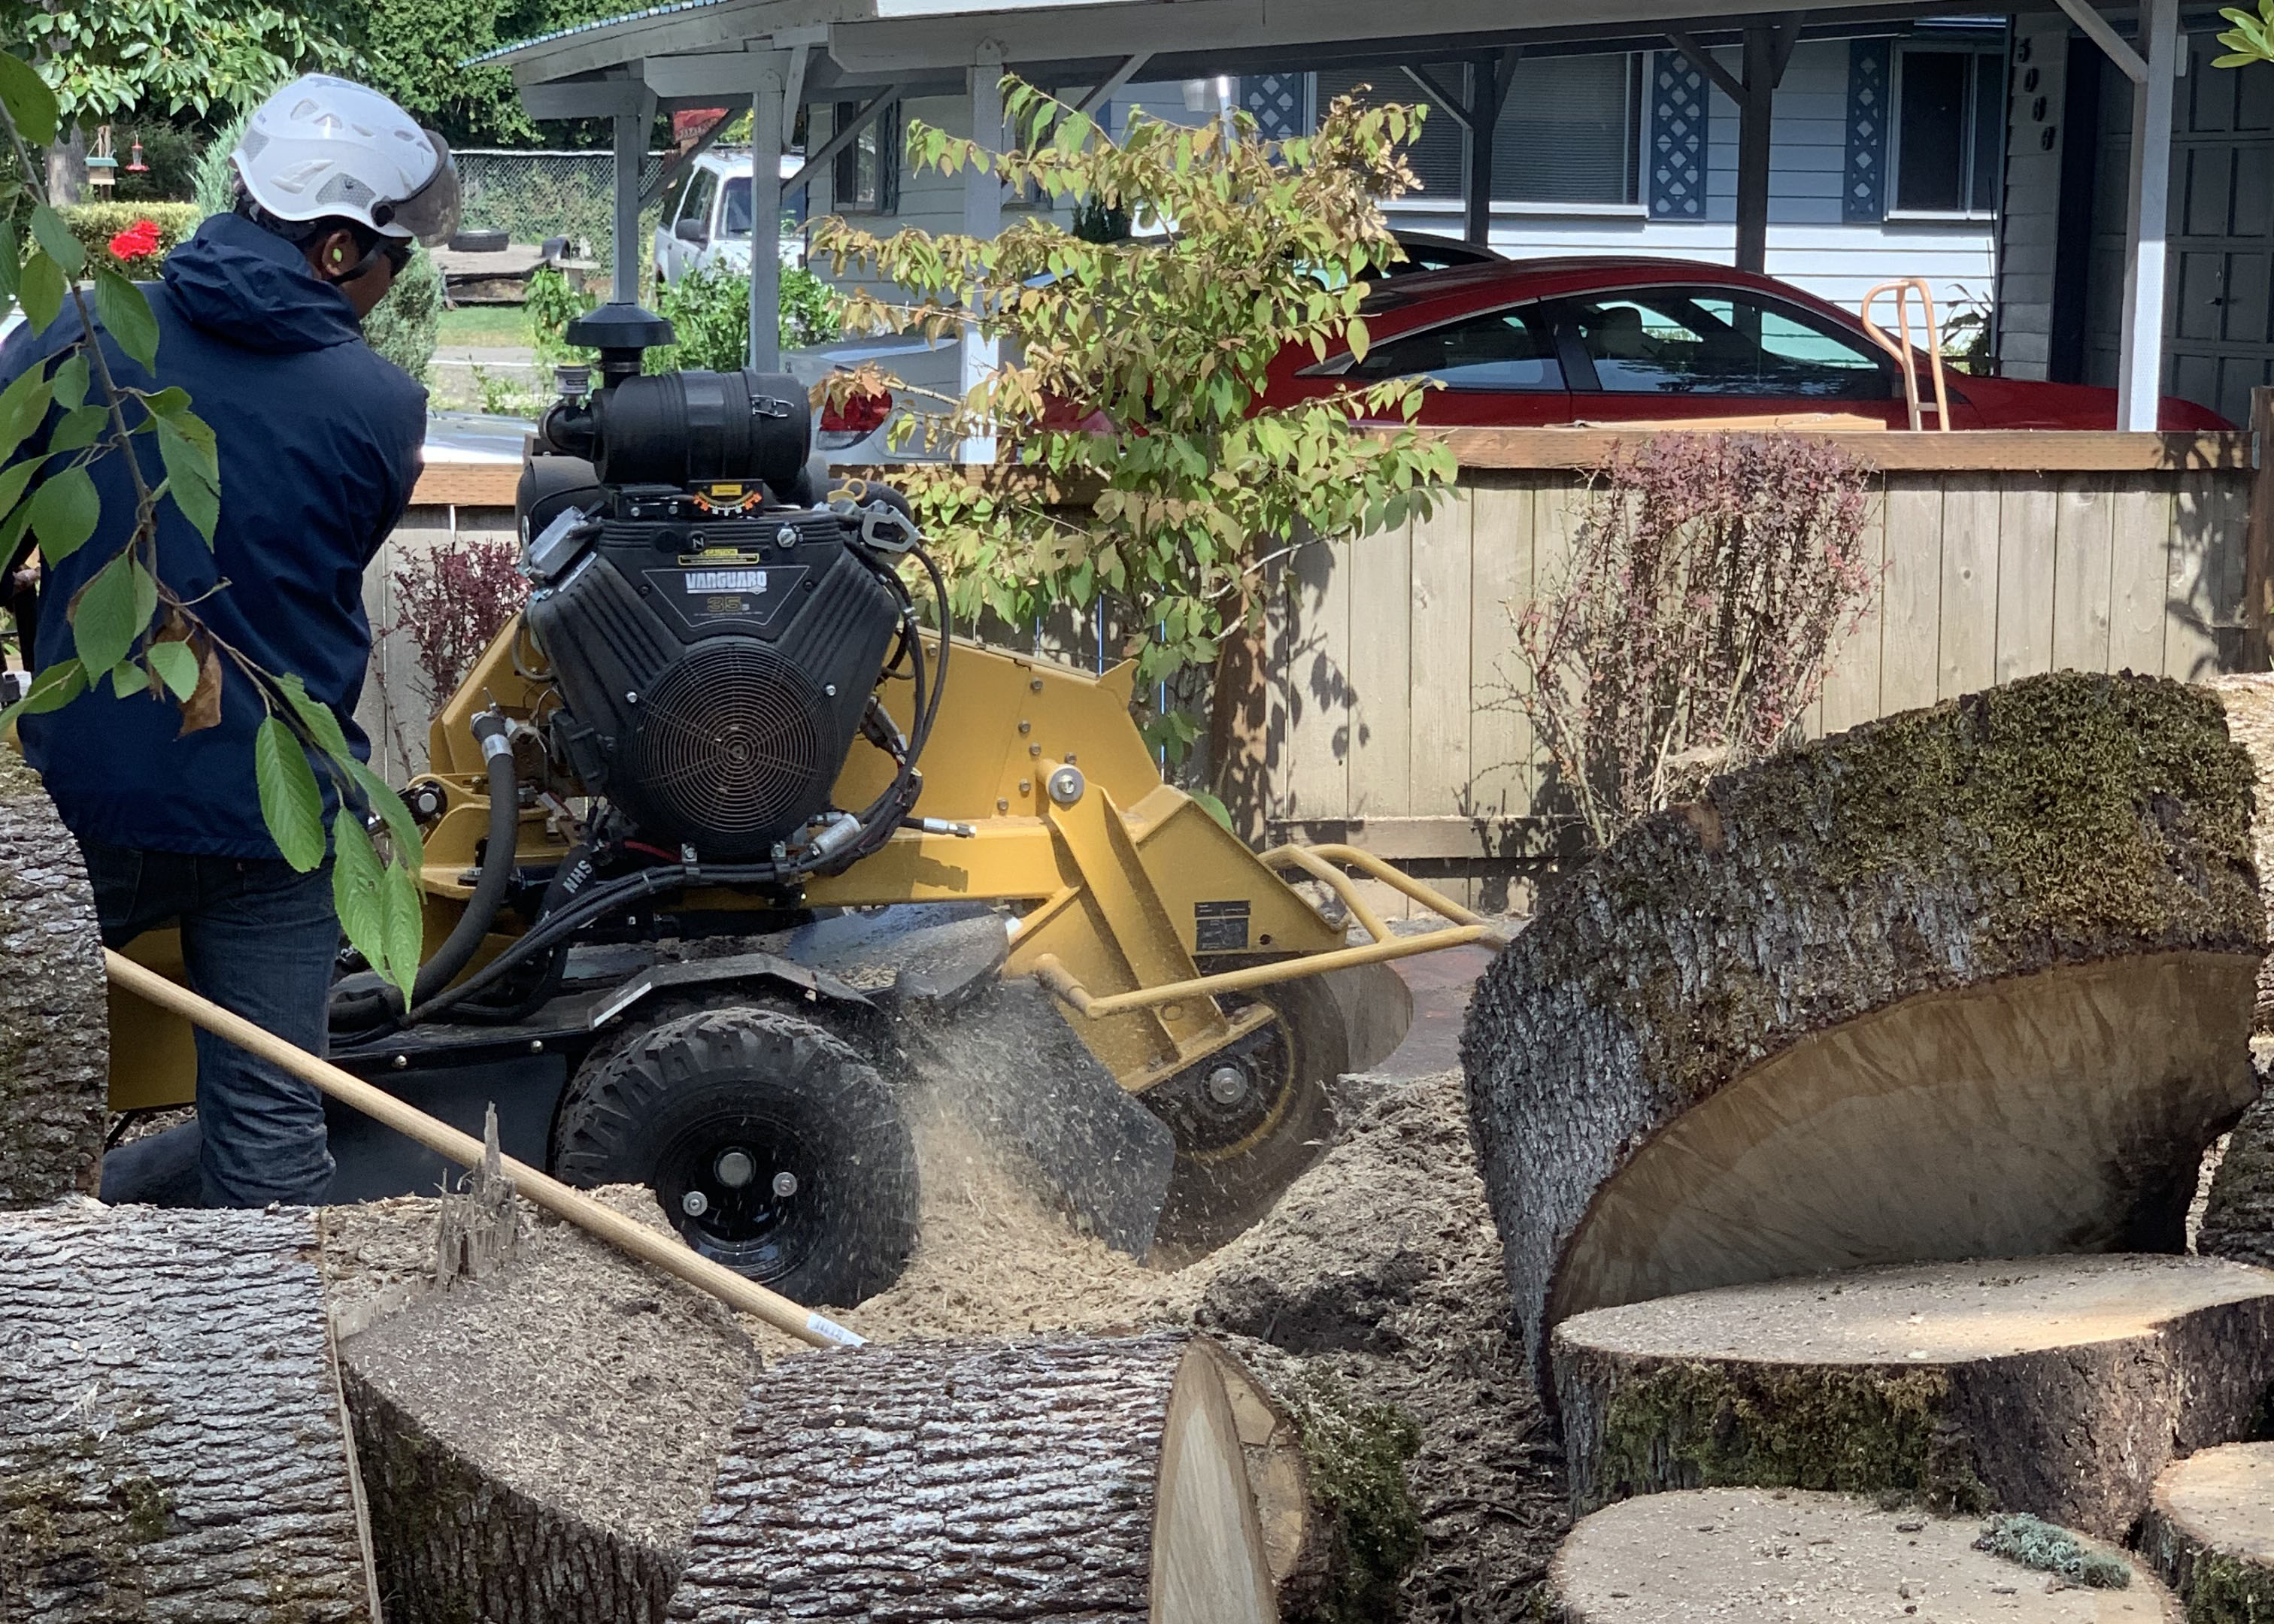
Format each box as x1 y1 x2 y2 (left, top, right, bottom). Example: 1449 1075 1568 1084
526 262 596 369
531 259 840 375
61 202 202 278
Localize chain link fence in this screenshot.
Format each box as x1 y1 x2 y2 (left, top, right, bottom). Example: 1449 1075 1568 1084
453 149 669 273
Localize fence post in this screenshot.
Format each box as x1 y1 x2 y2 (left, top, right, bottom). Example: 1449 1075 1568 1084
2249 386 2274 672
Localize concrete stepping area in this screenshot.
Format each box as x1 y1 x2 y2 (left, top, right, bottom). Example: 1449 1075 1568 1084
2139 1443 2274 1621
1545 1489 2179 1622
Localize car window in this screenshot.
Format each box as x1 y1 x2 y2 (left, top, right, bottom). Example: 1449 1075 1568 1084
1561 290 1890 398
1345 304 1563 391
659 171 694 226
720 177 753 239
681 170 718 231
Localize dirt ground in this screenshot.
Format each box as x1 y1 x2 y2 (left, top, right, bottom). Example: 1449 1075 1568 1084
323 1065 1569 1623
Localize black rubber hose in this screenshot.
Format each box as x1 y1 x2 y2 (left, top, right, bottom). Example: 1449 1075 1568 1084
411 710 521 1004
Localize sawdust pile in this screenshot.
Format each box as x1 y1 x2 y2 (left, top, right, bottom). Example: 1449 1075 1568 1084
322 1069 1565 1623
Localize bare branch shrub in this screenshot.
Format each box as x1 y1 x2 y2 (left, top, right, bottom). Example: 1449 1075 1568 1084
385 538 529 710
1511 433 1878 850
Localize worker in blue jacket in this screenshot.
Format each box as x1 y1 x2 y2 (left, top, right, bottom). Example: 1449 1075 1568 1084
7 75 456 1207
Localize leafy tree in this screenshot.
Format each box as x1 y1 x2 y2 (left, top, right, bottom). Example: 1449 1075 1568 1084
811 81 1456 781
359 0 632 148
0 1 356 122
0 49 424 998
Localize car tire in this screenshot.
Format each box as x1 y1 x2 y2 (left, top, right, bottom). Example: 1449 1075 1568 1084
550 1006 918 1307
448 228 509 254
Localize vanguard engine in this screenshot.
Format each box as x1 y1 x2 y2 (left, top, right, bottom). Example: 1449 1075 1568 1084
517 362 940 870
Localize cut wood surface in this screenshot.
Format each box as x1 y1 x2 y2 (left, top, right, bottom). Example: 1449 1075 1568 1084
1461 672 2266 1389
1550 1254 2274 1540
2207 673 2274 1030
1545 1489 2179 1622
2138 1443 2274 1622
0 754 106 1207
0 1200 376 1621
668 1332 1281 1624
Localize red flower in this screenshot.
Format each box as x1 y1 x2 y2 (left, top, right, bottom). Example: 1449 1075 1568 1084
108 219 163 262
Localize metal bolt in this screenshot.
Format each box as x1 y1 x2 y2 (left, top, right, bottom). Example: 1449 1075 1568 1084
1047 765 1087 807
1018 720 1032 734
996 798 1010 812
1064 753 1076 765
1205 1065 1250 1107
626 691 639 705
390 1054 408 1071
1018 779 1032 795
824 683 838 697
772 1171 799 1198
528 1039 544 1054
681 1189 710 1217
1028 742 1041 756
714 1148 756 1189
1029 677 1044 692
777 524 799 547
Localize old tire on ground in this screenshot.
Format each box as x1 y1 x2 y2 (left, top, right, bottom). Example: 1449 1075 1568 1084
1549 1253 2274 1540
1461 672 2267 1394
550 1007 917 1307
1545 1489 2178 1622
1148 978 1347 1251
2139 1443 2274 1620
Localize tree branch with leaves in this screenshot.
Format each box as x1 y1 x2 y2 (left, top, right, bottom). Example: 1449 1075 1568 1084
0 48 426 1001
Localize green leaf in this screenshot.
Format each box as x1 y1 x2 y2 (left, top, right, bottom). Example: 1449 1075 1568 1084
18 250 62 332
147 639 199 701
108 658 144 698
347 758 423 862
0 366 51 464
49 404 107 453
331 813 388 983
70 553 153 676
276 672 350 759
0 51 59 146
1345 314 1370 365
0 658 82 732
94 266 159 373
139 386 191 419
50 353 86 411
29 205 82 277
1187 787 1235 832
254 715 328 873
29 465 99 562
379 861 425 1001
155 414 218 542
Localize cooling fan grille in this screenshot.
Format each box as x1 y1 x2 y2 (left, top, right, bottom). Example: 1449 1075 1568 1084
620 641 835 856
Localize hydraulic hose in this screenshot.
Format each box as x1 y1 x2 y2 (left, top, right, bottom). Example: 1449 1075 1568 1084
411 710 521 1006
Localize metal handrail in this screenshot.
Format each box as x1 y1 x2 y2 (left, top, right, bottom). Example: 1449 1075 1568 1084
1859 278 1954 433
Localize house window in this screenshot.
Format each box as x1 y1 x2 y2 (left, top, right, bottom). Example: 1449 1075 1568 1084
1314 66 1467 201
1891 46 2004 216
1491 53 1642 207
833 99 900 214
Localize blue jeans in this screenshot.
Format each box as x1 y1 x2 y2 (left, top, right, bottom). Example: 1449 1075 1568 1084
80 839 339 1207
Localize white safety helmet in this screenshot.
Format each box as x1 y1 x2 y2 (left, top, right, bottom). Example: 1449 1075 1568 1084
232 74 461 247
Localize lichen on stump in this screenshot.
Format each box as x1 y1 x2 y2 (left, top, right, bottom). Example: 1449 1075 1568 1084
1544 1489 2179 1622
1550 1253 2274 1540
2139 1442 2274 1623
1461 671 2266 1389
0 1201 377 1621
0 753 107 1207
668 1333 1289 1624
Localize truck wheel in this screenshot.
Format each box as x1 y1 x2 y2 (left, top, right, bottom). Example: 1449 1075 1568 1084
550 1007 918 1307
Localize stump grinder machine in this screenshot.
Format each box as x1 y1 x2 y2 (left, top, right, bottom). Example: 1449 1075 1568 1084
103 319 1494 1305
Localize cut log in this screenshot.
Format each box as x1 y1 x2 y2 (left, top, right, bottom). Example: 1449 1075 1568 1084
1549 1253 2274 1540
0 1200 377 1621
0 754 106 1207
2199 1088 2274 1269
335 1191 754 1624
1461 672 2266 1389
668 1333 1286 1624
2138 1442 2274 1621
1544 1489 2179 1622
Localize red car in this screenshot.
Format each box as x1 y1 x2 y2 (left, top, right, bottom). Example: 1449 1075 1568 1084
1261 257 2229 432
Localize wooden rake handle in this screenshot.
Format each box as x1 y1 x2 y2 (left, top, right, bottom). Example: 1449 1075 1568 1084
105 949 864 1351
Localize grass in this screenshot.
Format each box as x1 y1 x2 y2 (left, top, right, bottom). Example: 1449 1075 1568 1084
435 304 533 348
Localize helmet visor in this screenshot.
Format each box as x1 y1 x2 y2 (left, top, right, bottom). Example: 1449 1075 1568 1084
383 129 461 246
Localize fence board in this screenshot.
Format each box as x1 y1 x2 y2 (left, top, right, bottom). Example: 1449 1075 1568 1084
1466 477 1536 818
2051 473 2117 673
1994 480 2060 684
1879 477 1944 714
1939 477 2002 698
1408 487 1474 820
2167 471 2227 682
1345 517 1413 817
1819 483 1887 737
2110 483 2175 674
1275 533 1351 823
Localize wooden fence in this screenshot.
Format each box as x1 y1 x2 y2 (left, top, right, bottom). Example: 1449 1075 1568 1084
387 425 2266 910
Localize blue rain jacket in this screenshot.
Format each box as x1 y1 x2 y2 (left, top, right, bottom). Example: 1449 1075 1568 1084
14 211 426 858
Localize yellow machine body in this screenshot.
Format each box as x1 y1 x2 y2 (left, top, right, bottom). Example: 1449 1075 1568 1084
108 617 1490 1112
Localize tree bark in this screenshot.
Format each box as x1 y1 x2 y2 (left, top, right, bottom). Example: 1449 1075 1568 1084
2200 1089 2274 1269
1545 1488 2179 1622
2138 1443 2274 1622
1460 673 2267 1395
0 756 107 1209
1549 1253 2274 1541
0 1201 377 1622
667 1333 1284 1624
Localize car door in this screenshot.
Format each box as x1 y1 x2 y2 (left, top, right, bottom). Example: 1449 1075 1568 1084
1314 301 1574 426
665 169 717 286
1545 286 1912 428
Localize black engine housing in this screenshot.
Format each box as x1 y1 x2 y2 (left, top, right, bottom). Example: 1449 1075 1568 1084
524 478 902 860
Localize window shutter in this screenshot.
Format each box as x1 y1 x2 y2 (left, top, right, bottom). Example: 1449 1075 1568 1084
1649 51 1710 218
1845 38 1893 222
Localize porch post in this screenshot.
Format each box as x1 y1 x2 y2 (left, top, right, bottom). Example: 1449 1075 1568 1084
749 62 786 372
961 41 1005 465
1464 53 1513 246
2118 0 2181 431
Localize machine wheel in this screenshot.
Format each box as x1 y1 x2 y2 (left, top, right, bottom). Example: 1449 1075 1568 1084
550 1006 918 1307
1145 976 1349 1253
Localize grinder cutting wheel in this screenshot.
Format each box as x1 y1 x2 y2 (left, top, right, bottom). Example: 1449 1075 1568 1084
104 301 1491 1305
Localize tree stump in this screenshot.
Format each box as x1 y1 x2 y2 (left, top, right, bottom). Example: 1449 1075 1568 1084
2200 1089 2274 1270
0 754 106 1207
1549 1253 2274 1540
2207 674 2274 1031
0 1201 377 1621
1461 673 2266 1389
1544 1489 2178 1622
2138 1443 2274 1622
668 1333 1293 1624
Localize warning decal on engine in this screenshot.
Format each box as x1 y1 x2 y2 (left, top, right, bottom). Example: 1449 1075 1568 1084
647 564 810 629
1195 899 1251 952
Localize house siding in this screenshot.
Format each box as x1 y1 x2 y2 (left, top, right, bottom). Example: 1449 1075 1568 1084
1994 13 2072 380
